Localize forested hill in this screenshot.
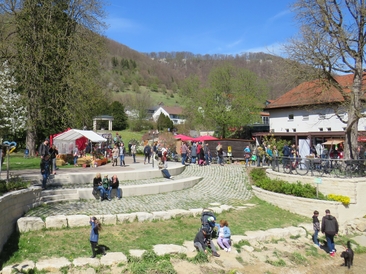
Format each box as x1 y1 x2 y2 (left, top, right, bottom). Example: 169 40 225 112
102 38 307 101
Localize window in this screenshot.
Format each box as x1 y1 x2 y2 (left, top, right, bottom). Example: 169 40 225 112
285 128 289 132
319 128 323 131
343 127 346 131
292 128 296 132
327 128 331 131
302 115 309 121
319 114 326 120
262 116 269 124
288 114 294 121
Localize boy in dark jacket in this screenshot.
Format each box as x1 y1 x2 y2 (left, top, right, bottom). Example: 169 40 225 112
193 227 220 257
312 210 320 247
40 154 50 190
321 209 339 256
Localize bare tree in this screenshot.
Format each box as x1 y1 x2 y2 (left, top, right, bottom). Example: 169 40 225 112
285 0 366 159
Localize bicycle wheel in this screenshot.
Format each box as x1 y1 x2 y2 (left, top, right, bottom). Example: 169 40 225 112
331 163 346 178
283 163 291 174
295 162 309 175
345 165 354 178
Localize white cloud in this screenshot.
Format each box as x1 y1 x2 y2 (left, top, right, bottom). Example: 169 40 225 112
105 17 141 33
267 9 291 24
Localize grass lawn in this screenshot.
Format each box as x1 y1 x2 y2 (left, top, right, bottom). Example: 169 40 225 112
0 197 310 267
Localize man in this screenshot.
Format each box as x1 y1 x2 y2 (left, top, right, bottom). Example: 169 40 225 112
193 227 220 257
143 143 151 164
38 138 50 159
321 209 339 257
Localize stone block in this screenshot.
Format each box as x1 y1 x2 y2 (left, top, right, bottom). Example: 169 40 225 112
36 257 71 271
210 207 223 214
189 208 203 217
67 215 89 228
1 260 35 274
167 209 191 218
45 215 67 229
95 214 116 225
17 217 45 233
135 212 153 222
73 257 100 267
152 211 171 220
129 249 146 258
153 244 188 256
100 252 127 265
117 213 136 223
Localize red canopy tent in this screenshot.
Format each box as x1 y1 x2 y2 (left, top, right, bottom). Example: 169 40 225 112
174 134 193 141
194 135 218 142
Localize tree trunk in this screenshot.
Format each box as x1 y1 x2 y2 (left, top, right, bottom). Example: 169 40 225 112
26 126 37 157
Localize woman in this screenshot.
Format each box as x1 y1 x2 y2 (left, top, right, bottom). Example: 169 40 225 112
93 173 104 200
110 174 122 199
217 219 231 252
89 216 105 258
119 142 126 167
49 144 58 174
111 145 119 166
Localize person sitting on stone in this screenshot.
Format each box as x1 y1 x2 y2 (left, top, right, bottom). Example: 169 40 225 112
102 175 111 201
93 173 105 200
158 152 174 179
109 174 122 200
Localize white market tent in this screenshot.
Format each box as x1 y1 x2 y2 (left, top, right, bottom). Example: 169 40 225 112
53 129 107 154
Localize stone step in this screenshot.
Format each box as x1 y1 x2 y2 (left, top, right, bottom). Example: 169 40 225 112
41 189 77 196
42 193 79 203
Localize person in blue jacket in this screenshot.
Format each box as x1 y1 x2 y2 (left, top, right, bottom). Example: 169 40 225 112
216 219 232 252
89 216 106 258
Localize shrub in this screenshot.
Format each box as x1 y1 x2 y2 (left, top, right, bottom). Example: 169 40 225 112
327 194 350 206
249 168 326 200
0 177 30 196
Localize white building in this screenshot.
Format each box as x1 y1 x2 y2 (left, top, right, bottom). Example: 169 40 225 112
152 106 186 125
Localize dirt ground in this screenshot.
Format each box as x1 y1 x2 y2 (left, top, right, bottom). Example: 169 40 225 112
170 236 364 274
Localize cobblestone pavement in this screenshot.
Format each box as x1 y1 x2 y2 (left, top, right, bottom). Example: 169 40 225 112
25 164 252 218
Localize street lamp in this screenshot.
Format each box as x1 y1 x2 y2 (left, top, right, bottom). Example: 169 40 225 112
149 130 159 168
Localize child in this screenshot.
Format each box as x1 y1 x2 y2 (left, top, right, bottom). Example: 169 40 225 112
217 220 232 252
312 210 320 247
102 175 111 201
89 217 106 258
250 154 257 166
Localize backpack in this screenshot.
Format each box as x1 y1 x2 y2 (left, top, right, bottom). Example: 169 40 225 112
157 149 163 157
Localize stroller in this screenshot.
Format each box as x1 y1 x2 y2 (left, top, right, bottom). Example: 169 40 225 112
201 208 217 239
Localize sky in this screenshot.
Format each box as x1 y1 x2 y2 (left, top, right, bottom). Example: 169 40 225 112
104 0 299 56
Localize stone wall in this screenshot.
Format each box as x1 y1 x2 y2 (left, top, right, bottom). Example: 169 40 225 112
253 169 366 224
0 187 42 252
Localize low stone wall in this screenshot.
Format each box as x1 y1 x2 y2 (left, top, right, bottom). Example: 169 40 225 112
17 205 234 232
266 169 361 203
0 188 42 252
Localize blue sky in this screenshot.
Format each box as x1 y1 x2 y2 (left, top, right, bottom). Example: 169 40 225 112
104 0 298 55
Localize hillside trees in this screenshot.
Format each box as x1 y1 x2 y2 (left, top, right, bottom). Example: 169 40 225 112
0 0 107 156
286 0 366 159
180 63 268 138
107 101 128 131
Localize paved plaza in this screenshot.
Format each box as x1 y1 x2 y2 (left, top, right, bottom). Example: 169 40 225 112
20 157 252 218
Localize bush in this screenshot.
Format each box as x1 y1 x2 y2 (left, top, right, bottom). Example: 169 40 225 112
327 194 350 206
0 176 30 195
250 168 326 199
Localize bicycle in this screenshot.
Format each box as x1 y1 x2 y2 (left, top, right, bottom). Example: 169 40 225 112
318 159 346 178
283 157 308 175
345 159 366 178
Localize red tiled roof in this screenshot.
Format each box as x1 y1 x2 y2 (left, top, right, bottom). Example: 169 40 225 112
162 106 183 115
265 74 365 109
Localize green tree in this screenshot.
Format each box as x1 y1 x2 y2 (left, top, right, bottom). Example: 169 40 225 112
286 0 366 159
157 113 173 131
0 0 107 156
180 63 268 138
108 101 128 131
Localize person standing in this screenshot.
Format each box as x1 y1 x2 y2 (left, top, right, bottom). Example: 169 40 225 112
143 143 151 164
216 143 224 166
38 138 50 159
73 145 79 166
272 145 279 169
204 143 210 165
111 144 119 166
89 217 106 258
49 144 58 175
40 154 51 190
181 141 189 165
131 143 137 163
119 142 126 167
321 209 339 257
312 210 321 247
244 145 251 167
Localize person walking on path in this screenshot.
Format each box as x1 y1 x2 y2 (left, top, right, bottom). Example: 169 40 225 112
49 144 58 175
321 209 339 257
131 143 137 163
111 145 119 166
89 216 106 258
244 145 251 167
312 210 321 247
